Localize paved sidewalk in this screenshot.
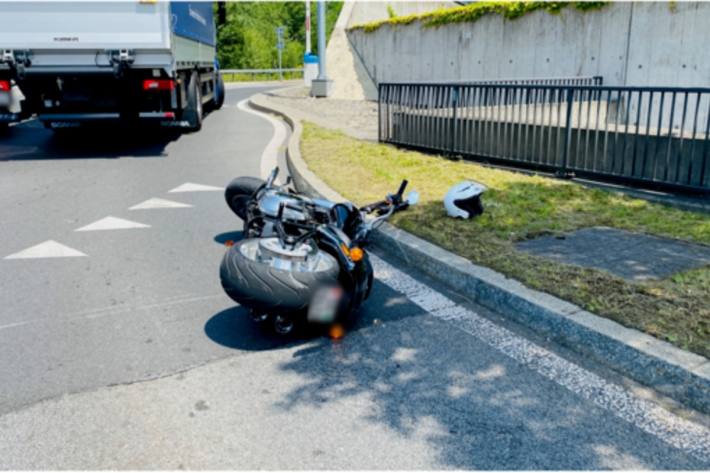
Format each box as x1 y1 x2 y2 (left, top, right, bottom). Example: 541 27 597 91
264 86 378 142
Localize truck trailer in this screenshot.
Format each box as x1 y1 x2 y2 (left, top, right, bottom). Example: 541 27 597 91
0 1 225 132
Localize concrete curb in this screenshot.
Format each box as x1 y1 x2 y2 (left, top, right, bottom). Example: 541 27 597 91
248 92 710 415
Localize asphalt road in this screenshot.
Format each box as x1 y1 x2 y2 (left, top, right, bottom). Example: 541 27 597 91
0 84 708 469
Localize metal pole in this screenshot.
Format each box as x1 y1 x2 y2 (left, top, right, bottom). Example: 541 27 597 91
278 48 283 81
305 1 312 55
316 0 327 80
276 26 284 81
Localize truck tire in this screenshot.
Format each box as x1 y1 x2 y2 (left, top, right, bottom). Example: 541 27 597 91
225 176 264 219
213 74 225 110
220 239 339 314
184 71 202 132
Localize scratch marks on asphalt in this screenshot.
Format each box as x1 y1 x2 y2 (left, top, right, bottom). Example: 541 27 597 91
370 254 710 463
75 216 150 232
128 197 193 210
4 240 87 259
0 293 225 332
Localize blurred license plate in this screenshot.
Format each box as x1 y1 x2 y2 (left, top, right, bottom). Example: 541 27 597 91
307 286 343 324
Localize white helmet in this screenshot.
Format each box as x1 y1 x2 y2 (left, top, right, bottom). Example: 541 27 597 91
444 181 487 219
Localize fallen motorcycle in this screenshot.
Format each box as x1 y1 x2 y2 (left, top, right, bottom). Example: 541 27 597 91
220 167 418 335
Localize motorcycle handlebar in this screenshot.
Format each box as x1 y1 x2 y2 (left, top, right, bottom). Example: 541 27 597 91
396 180 408 199
360 180 409 214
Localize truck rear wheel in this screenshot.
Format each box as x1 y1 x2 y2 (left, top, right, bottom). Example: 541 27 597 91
185 71 203 132
213 74 225 110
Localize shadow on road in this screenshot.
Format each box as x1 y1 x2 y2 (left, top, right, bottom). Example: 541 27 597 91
257 282 699 469
203 306 302 352
0 121 182 161
203 275 421 355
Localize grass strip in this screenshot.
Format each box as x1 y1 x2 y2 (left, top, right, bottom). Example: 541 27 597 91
300 122 710 358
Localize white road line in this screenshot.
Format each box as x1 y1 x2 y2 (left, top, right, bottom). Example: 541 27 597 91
236 98 287 181
168 183 224 193
4 240 87 260
369 254 710 462
75 216 150 232
129 198 193 210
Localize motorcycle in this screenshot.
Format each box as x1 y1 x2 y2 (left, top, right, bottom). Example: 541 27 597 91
220 167 418 335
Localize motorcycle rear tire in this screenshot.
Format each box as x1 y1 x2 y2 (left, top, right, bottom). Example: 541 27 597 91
220 239 340 314
225 176 264 220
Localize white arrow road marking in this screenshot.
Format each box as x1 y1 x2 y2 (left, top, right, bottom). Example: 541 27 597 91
129 198 193 210
75 216 151 232
237 98 287 182
370 254 710 462
4 240 87 259
168 182 224 193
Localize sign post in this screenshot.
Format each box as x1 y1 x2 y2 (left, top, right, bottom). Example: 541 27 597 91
305 1 312 55
276 26 285 81
310 0 331 97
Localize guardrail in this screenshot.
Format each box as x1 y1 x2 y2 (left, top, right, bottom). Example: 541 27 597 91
379 81 710 193
220 68 304 81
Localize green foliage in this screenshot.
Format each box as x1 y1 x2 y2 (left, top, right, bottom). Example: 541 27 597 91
386 4 397 19
216 2 343 70
350 1 608 33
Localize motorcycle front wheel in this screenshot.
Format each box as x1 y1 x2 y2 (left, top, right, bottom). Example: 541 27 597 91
225 176 264 220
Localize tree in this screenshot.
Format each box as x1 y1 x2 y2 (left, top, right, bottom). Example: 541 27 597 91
216 2 343 70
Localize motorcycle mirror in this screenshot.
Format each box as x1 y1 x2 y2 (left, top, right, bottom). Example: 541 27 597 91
406 190 420 206
266 167 279 187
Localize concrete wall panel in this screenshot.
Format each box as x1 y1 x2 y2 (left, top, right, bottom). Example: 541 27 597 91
347 2 710 88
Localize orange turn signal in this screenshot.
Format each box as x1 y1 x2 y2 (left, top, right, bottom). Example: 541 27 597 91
349 247 364 262
329 323 345 340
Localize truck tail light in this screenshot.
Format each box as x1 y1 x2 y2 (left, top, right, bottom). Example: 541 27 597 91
142 79 175 91
0 80 10 92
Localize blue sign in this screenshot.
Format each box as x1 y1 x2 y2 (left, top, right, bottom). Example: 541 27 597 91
170 2 216 47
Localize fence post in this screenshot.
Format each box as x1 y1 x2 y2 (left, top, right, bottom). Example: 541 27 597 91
378 83 382 142
558 87 575 178
450 85 460 155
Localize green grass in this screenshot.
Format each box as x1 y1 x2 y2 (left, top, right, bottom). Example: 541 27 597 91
300 122 710 358
349 1 608 33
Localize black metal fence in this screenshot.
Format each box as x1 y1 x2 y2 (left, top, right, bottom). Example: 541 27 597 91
461 76 603 87
378 82 710 193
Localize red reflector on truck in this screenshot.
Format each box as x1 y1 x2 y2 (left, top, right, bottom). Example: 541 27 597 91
0 80 10 92
142 79 175 91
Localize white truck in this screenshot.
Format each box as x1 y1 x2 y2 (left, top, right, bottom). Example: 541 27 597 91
0 1 225 132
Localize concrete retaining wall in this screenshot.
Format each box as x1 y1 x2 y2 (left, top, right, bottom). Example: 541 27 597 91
327 1 455 100
347 2 710 88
